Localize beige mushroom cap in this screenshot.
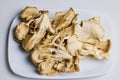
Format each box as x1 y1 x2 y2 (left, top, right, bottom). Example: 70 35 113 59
20 6 40 22
80 17 105 40
15 22 29 42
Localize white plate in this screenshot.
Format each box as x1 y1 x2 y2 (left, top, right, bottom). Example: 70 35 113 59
8 8 113 79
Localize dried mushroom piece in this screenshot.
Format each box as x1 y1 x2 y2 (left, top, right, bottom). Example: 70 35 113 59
81 17 105 40
52 12 65 29
75 40 111 60
31 44 78 75
31 43 71 66
14 22 29 42
96 39 111 53
55 8 75 32
67 36 83 56
67 22 111 60
22 12 54 51
20 6 40 22
96 39 111 59
52 25 74 44
29 16 43 34
31 50 43 66
31 45 53 66
37 59 58 76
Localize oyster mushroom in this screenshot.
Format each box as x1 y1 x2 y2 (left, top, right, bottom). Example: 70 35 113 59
31 42 75 74
96 39 111 53
31 44 54 66
81 17 105 40
20 6 40 22
37 59 58 76
78 40 111 59
96 39 111 59
14 22 29 42
22 12 55 51
31 50 43 66
52 12 65 29
55 8 75 32
52 25 74 44
31 43 72 66
67 36 83 56
67 23 111 60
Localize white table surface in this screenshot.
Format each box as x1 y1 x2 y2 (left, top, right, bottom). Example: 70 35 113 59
0 0 120 80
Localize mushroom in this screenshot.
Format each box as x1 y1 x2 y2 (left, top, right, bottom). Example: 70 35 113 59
20 6 40 22
55 8 75 32
37 59 58 76
31 45 53 66
81 17 105 40
67 36 83 56
96 39 111 53
22 12 55 51
31 43 72 66
52 12 65 29
52 25 74 44
67 22 111 60
33 44 75 75
31 50 43 66
78 40 111 59
14 22 29 42
96 39 111 59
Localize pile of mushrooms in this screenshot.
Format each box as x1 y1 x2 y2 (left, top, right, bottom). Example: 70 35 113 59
14 6 111 76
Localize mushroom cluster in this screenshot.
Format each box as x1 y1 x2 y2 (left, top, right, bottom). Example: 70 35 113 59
14 6 111 76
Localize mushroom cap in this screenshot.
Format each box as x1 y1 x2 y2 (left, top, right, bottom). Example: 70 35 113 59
81 20 105 40
15 22 29 41
20 6 39 22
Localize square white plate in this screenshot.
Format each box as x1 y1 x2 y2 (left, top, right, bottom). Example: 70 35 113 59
8 8 113 79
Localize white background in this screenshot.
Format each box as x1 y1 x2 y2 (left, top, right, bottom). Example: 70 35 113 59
0 0 120 80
